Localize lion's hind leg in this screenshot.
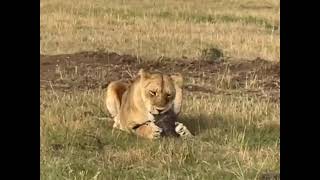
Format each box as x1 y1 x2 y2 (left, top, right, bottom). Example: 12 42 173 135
105 81 128 129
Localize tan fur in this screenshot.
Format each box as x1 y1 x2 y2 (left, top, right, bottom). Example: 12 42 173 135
105 81 129 118
105 69 183 139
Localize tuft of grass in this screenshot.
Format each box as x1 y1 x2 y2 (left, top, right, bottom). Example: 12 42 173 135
200 47 224 62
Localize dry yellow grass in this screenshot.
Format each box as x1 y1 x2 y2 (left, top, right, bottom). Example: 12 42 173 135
40 0 279 61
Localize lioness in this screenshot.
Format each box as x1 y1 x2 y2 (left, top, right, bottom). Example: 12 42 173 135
105 69 192 139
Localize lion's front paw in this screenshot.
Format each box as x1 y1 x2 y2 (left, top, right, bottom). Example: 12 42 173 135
175 122 193 137
146 122 163 139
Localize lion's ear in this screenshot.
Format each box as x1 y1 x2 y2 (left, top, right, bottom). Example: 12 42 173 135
170 73 183 88
138 68 150 79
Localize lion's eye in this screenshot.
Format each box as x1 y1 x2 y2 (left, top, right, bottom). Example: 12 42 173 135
149 91 156 96
166 93 172 98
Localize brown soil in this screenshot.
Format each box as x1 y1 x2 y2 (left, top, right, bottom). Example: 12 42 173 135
40 51 279 102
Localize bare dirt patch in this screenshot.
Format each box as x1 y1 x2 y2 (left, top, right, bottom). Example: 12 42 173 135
40 51 279 102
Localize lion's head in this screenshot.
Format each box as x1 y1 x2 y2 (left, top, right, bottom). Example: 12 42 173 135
138 69 183 115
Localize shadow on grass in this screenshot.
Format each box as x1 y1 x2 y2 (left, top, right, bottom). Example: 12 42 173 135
178 114 224 135
178 114 279 149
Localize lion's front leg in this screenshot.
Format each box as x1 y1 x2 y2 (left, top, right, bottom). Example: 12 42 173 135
175 122 193 137
133 121 163 140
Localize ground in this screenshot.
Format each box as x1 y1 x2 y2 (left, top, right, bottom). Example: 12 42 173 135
40 52 279 179
41 0 279 179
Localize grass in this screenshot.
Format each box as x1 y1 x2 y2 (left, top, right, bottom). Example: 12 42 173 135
40 0 279 61
41 89 279 179
40 0 280 179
